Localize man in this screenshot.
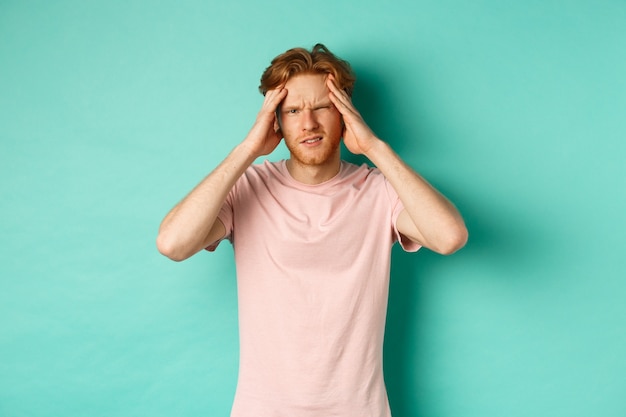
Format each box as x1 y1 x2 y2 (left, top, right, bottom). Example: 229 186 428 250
157 44 467 416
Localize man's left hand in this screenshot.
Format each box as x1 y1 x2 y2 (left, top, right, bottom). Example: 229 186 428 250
327 75 381 156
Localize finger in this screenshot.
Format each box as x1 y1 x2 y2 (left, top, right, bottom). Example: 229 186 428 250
264 86 286 104
325 78 349 106
262 87 288 112
271 87 287 105
327 81 354 113
326 75 350 100
329 89 358 118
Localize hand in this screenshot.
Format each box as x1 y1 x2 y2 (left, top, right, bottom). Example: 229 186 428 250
243 86 288 157
326 75 380 155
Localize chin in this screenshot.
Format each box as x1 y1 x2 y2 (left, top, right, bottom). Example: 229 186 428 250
288 145 340 167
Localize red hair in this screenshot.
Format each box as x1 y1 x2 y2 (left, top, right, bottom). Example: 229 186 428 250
259 44 356 97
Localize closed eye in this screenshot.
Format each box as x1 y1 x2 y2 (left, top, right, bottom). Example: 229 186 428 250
314 103 334 111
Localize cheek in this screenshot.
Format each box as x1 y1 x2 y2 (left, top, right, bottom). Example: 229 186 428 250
279 117 295 133
279 119 299 141
327 112 344 132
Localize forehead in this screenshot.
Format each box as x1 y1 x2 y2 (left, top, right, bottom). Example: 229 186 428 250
282 73 329 105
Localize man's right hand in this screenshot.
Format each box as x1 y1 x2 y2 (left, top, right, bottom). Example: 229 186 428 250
243 86 288 157
157 86 288 261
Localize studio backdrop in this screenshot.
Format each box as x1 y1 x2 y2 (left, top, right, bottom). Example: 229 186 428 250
1 1 624 416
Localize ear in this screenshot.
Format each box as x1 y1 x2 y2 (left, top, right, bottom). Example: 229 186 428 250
276 104 285 124
274 117 283 138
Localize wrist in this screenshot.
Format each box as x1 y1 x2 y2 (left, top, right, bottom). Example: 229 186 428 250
234 141 262 164
363 137 390 163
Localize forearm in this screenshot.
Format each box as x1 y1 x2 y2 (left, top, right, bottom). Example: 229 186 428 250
326 75 466 253
156 85 287 261
365 139 468 254
156 142 257 261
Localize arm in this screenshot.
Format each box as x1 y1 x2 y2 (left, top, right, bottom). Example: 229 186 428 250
156 86 288 261
327 76 468 255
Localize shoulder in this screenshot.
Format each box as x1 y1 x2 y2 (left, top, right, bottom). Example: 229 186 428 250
338 161 386 186
339 161 401 205
230 160 289 198
240 160 285 183
246 159 281 175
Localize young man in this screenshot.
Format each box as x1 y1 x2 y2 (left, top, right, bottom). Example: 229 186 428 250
157 44 467 416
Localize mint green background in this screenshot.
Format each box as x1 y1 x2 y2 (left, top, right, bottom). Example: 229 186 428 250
1 1 624 416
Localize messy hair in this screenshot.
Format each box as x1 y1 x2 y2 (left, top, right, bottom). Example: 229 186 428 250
259 43 356 97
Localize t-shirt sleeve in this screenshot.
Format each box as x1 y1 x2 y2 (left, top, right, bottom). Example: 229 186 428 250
205 190 235 252
384 176 421 253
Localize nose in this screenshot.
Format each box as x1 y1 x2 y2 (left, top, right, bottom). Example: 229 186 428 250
301 109 319 131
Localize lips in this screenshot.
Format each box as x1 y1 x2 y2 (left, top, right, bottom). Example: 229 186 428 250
301 136 322 144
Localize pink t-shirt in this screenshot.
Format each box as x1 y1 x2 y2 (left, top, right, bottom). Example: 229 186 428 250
209 160 420 417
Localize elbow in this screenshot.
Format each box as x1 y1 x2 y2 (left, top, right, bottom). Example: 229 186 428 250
434 224 469 255
156 232 192 262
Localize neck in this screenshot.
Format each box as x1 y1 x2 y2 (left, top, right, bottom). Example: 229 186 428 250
286 155 341 185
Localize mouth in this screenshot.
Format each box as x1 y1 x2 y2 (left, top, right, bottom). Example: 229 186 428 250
301 136 323 145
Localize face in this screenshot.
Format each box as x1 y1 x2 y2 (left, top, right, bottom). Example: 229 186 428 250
278 73 343 167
